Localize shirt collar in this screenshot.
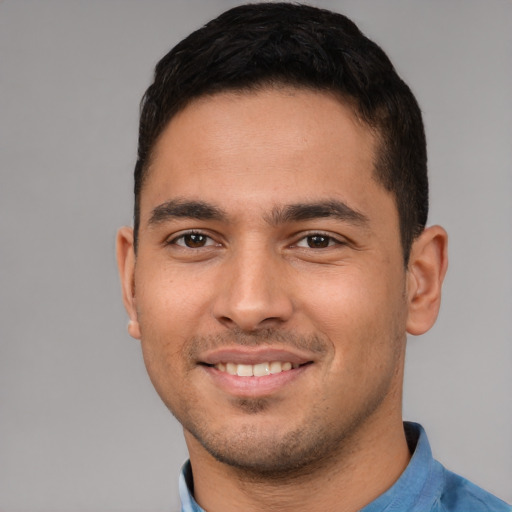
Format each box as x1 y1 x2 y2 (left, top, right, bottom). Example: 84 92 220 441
179 460 204 512
360 422 443 511
179 422 439 512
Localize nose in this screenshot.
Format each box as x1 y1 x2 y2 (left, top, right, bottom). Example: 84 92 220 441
212 243 294 332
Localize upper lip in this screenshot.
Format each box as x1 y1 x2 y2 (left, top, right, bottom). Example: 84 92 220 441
199 347 314 366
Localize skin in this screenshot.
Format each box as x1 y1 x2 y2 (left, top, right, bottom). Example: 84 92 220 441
117 87 448 512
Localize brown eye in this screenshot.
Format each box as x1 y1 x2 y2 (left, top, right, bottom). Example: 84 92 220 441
306 235 332 248
295 233 339 249
172 232 216 248
183 233 207 248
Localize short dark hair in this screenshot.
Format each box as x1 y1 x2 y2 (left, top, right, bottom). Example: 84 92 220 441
134 2 428 263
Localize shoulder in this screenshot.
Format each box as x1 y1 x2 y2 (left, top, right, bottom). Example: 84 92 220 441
434 463 511 512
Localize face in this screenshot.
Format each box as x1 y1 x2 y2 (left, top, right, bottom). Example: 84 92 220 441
120 87 414 475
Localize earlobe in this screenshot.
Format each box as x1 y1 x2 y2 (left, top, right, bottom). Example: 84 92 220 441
116 226 141 340
406 225 448 336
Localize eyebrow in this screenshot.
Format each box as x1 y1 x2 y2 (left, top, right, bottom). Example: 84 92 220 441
148 198 368 227
148 199 227 225
267 200 369 226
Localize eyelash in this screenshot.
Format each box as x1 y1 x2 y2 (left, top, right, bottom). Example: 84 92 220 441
167 230 344 250
294 232 344 249
168 230 219 249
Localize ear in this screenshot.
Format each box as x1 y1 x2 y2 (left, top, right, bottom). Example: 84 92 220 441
406 225 448 336
116 226 141 339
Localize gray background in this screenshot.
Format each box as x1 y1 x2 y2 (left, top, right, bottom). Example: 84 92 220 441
1 0 511 510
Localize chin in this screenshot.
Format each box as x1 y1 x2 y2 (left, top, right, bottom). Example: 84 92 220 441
184 410 358 479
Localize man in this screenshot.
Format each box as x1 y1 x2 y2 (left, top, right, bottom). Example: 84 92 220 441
116 3 511 511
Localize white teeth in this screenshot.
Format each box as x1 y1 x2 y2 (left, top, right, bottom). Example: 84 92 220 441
253 363 270 377
237 364 253 377
214 361 298 376
226 363 237 375
269 361 282 374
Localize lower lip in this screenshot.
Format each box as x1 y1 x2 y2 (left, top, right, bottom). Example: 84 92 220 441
202 364 310 397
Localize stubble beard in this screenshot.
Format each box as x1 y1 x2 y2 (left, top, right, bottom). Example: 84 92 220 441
161 327 406 482
182 396 380 481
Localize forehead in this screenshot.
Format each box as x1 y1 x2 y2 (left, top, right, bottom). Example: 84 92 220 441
140 87 391 225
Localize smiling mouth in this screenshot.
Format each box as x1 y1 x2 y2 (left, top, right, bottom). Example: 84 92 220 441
208 361 311 377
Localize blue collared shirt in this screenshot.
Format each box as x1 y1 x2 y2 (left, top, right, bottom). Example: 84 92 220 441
179 422 511 512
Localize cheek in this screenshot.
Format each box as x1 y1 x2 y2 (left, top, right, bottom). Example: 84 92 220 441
298 268 380 326
134 269 198 388
298 264 406 360
136 263 213 334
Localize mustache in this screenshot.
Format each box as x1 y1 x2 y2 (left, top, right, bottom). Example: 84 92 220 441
185 328 329 360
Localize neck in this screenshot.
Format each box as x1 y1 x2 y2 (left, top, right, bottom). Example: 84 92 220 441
185 414 411 512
